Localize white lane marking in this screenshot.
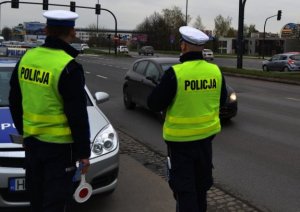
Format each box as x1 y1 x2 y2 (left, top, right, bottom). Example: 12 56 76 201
287 97 300 102
85 71 90 74
96 75 107 79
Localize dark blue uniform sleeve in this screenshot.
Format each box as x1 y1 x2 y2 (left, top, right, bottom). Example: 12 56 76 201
9 62 23 135
147 67 177 112
59 60 91 159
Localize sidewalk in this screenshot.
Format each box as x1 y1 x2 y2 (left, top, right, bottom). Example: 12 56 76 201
71 154 176 212
118 129 262 212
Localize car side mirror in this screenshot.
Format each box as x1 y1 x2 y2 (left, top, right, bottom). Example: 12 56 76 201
94 92 109 104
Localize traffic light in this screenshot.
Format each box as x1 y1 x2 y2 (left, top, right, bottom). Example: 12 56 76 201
70 1 76 12
11 0 19 8
95 4 101 15
43 0 48 10
277 10 282 21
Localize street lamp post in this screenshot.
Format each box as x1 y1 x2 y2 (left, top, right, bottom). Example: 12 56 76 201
236 0 247 69
96 0 99 49
185 0 188 25
96 0 99 34
262 11 282 59
262 15 276 59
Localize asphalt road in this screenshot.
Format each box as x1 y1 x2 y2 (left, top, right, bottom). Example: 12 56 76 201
129 51 265 70
79 54 300 212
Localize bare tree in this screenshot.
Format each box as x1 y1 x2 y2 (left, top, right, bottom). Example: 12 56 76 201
136 6 187 50
214 15 232 37
162 6 187 32
193 16 205 30
2 27 12 41
245 24 259 37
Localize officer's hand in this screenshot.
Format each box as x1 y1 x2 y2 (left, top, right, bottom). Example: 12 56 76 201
79 158 90 174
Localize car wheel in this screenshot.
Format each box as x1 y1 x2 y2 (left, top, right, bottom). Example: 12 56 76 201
123 88 136 109
262 65 269 72
283 66 290 72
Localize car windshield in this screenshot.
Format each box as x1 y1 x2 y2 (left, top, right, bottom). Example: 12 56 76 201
0 67 13 106
145 46 153 50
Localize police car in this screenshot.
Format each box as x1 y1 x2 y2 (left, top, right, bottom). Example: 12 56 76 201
0 58 119 207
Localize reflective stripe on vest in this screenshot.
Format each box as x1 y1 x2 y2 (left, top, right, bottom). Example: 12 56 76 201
18 47 74 143
163 60 222 142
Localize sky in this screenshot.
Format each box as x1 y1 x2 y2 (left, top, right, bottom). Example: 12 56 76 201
0 0 299 34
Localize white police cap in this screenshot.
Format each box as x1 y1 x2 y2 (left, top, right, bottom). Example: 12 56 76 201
179 26 209 45
43 10 79 27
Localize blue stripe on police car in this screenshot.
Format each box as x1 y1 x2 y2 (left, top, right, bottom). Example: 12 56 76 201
0 108 18 143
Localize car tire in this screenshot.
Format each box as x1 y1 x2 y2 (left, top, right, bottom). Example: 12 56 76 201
262 65 269 72
123 88 136 109
283 66 290 72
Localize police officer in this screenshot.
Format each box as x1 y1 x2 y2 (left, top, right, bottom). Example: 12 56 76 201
148 26 228 212
9 10 90 212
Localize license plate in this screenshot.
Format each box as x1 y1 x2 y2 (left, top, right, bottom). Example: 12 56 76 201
8 177 26 192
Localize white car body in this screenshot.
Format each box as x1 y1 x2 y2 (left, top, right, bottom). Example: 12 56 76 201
0 59 119 207
117 45 129 53
202 49 214 60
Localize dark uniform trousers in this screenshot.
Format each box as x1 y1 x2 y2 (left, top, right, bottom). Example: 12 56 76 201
24 137 76 212
167 136 214 212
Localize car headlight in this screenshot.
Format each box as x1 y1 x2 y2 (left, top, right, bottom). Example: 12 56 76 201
229 92 237 102
91 124 118 158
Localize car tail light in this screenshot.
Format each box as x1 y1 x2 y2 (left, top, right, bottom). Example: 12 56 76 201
288 59 295 64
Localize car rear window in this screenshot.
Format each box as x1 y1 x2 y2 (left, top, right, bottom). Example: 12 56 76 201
134 61 148 75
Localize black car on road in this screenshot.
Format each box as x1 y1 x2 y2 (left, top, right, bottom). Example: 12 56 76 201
123 57 237 121
138 46 154 56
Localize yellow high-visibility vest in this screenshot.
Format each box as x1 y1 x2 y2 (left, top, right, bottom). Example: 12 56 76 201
18 46 74 143
163 59 222 142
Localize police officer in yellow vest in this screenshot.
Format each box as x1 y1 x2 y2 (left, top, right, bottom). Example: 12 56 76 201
9 10 90 212
148 26 228 212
